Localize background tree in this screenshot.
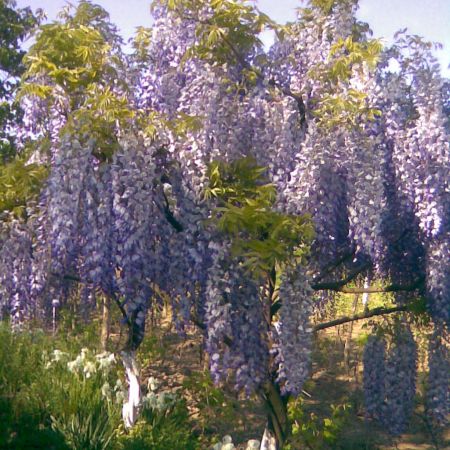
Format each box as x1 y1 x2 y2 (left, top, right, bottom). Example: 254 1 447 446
0 0 46 216
0 0 41 161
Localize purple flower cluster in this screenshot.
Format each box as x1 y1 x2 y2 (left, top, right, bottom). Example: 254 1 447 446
426 327 449 426
363 326 418 435
0 220 34 324
272 266 313 396
204 242 268 394
363 334 386 420
382 326 417 435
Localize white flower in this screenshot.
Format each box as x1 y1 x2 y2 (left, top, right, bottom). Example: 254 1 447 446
222 436 233 444
147 376 159 392
115 390 125 405
52 349 68 362
101 382 111 399
96 352 116 372
143 392 157 409
246 440 260 450
83 361 97 378
67 355 83 373
156 393 169 411
222 444 235 450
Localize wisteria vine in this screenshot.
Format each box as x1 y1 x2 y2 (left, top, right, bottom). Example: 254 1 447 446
0 0 449 445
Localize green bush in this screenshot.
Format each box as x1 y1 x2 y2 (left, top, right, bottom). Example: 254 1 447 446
284 397 351 450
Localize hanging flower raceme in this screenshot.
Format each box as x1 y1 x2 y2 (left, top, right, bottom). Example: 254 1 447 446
363 334 386 420
272 265 313 396
426 327 450 426
382 325 417 435
205 241 268 394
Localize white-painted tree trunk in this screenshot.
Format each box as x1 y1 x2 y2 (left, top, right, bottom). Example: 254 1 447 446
260 427 277 450
121 350 141 428
362 277 370 310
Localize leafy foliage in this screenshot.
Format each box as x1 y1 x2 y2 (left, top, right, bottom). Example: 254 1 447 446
154 0 276 66
19 0 131 159
286 397 351 449
0 147 48 215
115 389 199 450
0 323 205 450
206 157 314 275
0 325 121 450
182 370 237 434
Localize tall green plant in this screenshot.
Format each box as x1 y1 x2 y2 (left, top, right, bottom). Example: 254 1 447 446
44 348 123 450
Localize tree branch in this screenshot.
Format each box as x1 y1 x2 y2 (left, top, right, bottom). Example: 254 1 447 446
311 261 372 291
52 272 83 283
155 187 184 232
312 275 425 294
314 304 409 331
111 292 131 328
312 228 414 284
271 273 423 317
261 380 289 447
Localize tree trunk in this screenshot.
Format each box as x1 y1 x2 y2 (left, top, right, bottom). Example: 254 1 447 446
260 426 277 450
260 381 289 450
100 295 111 350
344 293 359 371
362 276 370 312
261 268 290 449
121 350 141 428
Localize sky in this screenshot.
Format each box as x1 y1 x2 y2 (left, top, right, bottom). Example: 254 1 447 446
16 0 450 77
